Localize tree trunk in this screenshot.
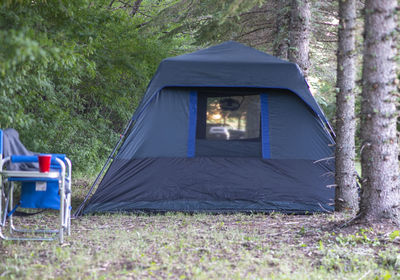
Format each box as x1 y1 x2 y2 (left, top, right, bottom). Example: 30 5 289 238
288 0 311 77
273 0 290 59
334 0 358 212
358 0 400 222
130 0 143 17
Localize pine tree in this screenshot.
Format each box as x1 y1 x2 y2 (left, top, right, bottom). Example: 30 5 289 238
273 0 290 59
358 0 400 222
334 0 358 212
288 0 311 77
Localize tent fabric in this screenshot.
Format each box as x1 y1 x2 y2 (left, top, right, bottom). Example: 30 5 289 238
82 41 335 214
132 41 328 125
267 90 333 159
196 139 261 157
118 88 332 160
84 158 334 214
118 88 190 159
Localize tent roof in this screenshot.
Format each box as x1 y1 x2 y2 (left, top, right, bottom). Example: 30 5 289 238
133 41 327 123
168 41 288 64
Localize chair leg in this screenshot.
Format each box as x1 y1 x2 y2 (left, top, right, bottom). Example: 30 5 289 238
68 194 71 236
59 181 65 244
0 156 72 244
1 182 9 227
9 182 15 235
2 182 61 242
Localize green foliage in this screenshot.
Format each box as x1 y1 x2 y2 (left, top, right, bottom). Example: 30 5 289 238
312 81 336 123
0 0 176 174
389 230 400 241
146 0 265 46
332 228 381 247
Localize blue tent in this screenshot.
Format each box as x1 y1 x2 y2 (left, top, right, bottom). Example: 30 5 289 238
82 41 335 214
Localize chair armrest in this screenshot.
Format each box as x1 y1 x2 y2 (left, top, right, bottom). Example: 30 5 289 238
10 155 38 163
10 155 66 165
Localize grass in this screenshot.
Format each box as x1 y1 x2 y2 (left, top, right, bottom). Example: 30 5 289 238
1 181 400 279
355 161 361 176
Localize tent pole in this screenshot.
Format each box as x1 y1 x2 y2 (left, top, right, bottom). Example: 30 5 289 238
73 117 135 217
73 90 161 217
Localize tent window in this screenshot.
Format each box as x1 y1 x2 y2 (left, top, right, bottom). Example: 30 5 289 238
196 93 261 157
197 95 260 141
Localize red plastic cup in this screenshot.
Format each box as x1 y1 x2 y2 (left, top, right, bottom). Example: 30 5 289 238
38 154 52 173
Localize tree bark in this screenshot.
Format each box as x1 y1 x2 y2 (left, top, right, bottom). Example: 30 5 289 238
273 0 290 59
130 0 143 17
358 0 400 222
288 0 311 77
334 0 358 212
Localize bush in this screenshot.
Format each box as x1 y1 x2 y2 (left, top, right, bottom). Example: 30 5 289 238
0 0 174 175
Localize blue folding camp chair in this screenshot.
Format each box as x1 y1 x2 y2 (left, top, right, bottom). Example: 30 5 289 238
0 129 72 243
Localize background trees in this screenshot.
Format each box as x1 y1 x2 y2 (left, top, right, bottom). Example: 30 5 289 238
288 0 311 77
0 0 176 174
1 0 398 220
358 0 399 222
334 0 358 212
273 0 290 59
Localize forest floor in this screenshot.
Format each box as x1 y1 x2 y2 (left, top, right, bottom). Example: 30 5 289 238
1 179 399 280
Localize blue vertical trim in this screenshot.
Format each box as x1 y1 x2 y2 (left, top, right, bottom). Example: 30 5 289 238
260 94 271 158
0 129 3 155
187 91 198 157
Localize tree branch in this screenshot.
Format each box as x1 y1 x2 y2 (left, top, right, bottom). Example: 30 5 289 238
313 20 339 26
130 0 143 17
236 27 267 39
108 0 116 8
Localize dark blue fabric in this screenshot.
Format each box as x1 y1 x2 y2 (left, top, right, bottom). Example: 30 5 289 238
187 91 197 157
260 93 270 158
132 41 329 125
85 200 329 214
118 88 190 159
85 157 334 214
196 139 261 157
267 91 334 160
